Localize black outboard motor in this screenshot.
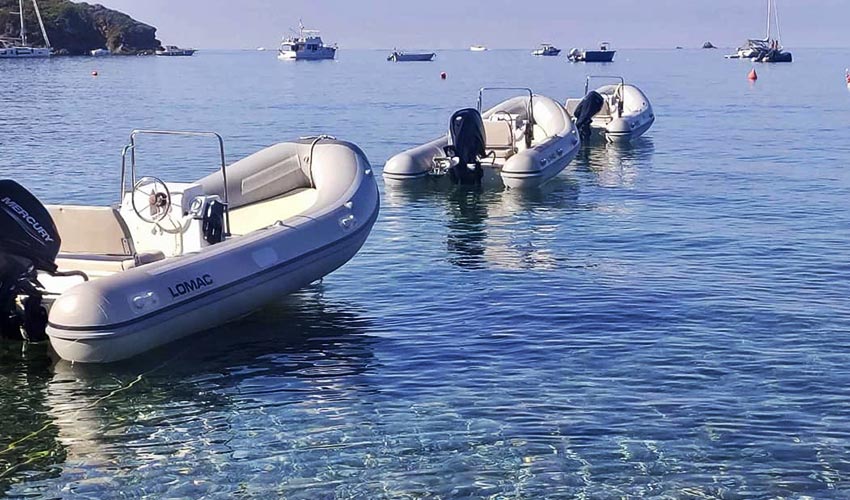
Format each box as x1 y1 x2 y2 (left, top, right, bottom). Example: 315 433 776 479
573 90 605 140
445 108 486 185
0 180 61 342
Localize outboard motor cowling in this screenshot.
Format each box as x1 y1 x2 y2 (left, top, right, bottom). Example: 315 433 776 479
573 90 605 139
0 180 61 341
445 108 486 185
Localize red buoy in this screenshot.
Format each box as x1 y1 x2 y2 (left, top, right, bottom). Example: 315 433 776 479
747 68 757 81
845 69 850 86
440 71 447 80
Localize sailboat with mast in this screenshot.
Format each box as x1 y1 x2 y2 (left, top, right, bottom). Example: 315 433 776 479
0 0 52 58
725 0 791 62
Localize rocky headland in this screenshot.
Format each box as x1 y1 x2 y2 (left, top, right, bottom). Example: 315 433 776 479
0 0 160 55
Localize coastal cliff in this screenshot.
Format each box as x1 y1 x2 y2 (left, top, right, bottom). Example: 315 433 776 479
0 0 160 54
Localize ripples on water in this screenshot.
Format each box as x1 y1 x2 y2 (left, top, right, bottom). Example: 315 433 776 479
2 49 850 498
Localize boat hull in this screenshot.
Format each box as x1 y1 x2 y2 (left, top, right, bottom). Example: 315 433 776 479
156 50 196 56
47 214 376 363
277 48 336 60
570 50 615 62
388 53 435 62
0 47 51 58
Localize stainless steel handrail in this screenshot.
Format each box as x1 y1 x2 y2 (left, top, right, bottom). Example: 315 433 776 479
124 129 230 236
477 87 535 146
584 76 626 118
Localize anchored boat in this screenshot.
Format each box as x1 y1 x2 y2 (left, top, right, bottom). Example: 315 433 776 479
278 22 337 60
384 87 580 189
156 45 197 56
532 44 561 56
0 0 51 59
725 0 791 62
387 50 435 62
0 131 379 363
565 76 655 143
568 42 615 62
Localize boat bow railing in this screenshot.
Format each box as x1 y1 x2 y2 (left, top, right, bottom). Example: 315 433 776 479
120 129 231 236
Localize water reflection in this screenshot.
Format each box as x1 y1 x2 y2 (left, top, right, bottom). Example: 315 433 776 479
4 292 376 497
383 175 580 271
0 344 65 496
575 138 655 188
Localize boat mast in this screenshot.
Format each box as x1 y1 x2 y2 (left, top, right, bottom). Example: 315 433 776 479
32 0 50 48
773 0 782 45
19 0 26 46
765 0 771 40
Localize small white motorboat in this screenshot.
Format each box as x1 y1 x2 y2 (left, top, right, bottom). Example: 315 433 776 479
156 45 197 56
532 43 561 56
470 45 488 52
0 131 379 363
564 76 655 143
90 48 110 56
384 87 580 189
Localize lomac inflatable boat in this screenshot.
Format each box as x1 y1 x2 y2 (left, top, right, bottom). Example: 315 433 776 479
0 131 379 363
384 88 580 189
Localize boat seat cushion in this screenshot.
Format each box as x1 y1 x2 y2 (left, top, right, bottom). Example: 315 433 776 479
48 205 135 256
228 188 318 236
55 251 165 275
483 120 515 158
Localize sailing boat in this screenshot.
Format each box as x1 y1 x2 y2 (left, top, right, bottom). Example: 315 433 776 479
0 0 52 58
726 0 791 62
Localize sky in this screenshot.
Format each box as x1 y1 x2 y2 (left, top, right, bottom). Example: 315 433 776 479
97 0 850 50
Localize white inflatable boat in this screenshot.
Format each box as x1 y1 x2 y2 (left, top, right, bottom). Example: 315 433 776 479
383 88 581 189
0 131 379 363
565 76 654 143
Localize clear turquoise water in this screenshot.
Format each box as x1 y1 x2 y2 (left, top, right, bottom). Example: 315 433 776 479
2 49 850 498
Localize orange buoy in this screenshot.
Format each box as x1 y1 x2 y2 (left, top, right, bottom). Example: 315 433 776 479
91 70 98 77
440 71 447 80
747 68 757 81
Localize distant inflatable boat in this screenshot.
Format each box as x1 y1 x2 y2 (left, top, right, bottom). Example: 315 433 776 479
384 87 580 189
565 76 655 143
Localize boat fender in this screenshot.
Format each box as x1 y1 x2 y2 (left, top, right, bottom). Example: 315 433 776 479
203 200 225 244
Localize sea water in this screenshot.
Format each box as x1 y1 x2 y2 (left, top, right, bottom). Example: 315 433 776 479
2 48 850 498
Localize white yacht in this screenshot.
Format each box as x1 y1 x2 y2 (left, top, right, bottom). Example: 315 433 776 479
0 0 52 59
277 22 337 60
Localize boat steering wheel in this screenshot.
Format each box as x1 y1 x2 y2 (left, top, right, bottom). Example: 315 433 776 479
132 176 172 224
